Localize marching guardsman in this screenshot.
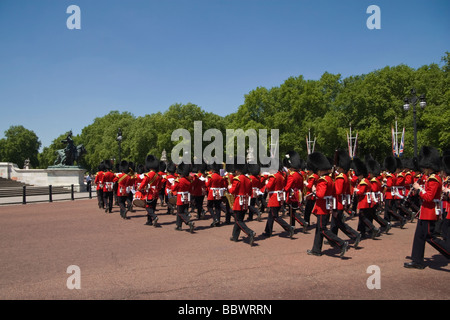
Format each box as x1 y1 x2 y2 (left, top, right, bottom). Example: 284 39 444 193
306 152 349 258
114 160 133 219
248 162 263 222
353 157 381 239
94 162 105 209
366 158 391 234
383 156 406 228
223 162 234 224
172 162 195 233
102 160 115 213
441 154 450 242
304 168 318 226
158 161 167 206
165 161 177 215
331 149 361 246
395 158 414 222
404 146 450 269
205 162 224 227
228 159 256 246
262 161 295 239
191 162 207 219
283 151 308 233
138 155 161 227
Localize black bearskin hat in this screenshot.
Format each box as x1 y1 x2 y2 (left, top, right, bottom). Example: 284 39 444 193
383 156 397 173
335 149 351 172
418 146 441 172
119 160 129 173
145 155 159 171
307 152 331 173
352 157 368 177
283 151 302 170
176 162 192 177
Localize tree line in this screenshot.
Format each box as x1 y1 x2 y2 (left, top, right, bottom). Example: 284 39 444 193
1 53 449 173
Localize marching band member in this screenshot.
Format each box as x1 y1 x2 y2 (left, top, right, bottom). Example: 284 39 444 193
206 162 224 227
306 152 349 258
114 160 133 220
331 150 361 246
283 151 308 233
353 157 381 240
248 163 263 222
138 155 161 227
228 159 256 246
172 162 195 233
102 160 115 213
262 161 295 239
404 146 450 269
94 162 105 209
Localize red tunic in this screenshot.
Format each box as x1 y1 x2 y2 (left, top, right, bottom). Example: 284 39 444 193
172 176 192 206
228 174 252 211
355 177 372 209
138 171 161 200
334 172 350 210
266 171 286 207
284 170 303 204
312 175 334 215
206 172 224 201
418 174 442 221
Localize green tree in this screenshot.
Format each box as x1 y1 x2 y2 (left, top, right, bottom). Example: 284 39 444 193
0 125 41 168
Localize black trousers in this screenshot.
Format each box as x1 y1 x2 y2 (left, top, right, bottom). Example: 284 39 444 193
207 199 222 223
358 208 377 235
145 198 158 224
248 198 260 221
411 219 450 263
176 204 191 228
232 210 254 240
118 196 128 219
264 206 291 236
192 195 205 217
331 210 359 239
97 189 104 208
103 191 113 213
288 202 307 227
304 199 315 224
311 214 345 253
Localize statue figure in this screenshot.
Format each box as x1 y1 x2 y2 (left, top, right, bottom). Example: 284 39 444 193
53 130 86 166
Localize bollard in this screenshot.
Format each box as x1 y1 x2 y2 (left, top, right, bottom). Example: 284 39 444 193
22 186 26 205
71 184 75 200
49 185 53 202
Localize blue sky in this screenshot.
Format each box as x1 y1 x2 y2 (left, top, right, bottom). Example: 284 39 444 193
0 0 449 149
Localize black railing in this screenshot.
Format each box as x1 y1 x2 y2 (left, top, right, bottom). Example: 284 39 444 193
0 185 93 205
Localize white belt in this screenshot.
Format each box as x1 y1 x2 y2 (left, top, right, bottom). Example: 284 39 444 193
324 196 336 210
269 190 286 201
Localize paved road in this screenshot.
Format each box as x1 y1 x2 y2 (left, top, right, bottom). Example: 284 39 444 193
0 199 448 300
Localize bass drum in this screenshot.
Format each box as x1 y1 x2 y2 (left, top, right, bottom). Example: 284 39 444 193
132 191 147 208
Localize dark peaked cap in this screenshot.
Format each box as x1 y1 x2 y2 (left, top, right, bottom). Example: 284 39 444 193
418 146 441 172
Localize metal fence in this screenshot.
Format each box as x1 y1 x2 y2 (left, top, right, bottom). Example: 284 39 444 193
0 185 93 205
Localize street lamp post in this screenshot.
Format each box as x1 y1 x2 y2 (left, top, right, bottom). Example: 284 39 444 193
403 88 426 158
116 128 123 163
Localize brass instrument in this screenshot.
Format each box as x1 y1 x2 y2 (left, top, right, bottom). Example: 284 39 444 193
224 191 235 207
